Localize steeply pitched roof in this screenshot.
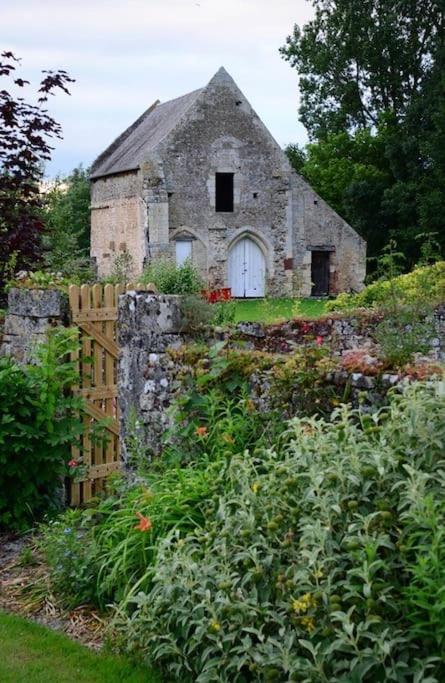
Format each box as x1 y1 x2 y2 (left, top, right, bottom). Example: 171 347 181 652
90 87 203 179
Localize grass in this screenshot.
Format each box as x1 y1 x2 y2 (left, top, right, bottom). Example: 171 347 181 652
233 297 327 324
0 611 160 683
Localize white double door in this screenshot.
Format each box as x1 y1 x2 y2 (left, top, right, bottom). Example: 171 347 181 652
228 237 265 297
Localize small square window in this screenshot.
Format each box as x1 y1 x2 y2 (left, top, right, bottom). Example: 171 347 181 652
215 172 234 212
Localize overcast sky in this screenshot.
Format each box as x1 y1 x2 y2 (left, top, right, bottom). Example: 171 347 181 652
3 0 314 177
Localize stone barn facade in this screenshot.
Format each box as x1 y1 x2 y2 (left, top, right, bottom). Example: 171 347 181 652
90 67 366 297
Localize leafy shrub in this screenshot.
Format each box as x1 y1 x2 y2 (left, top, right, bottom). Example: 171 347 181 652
327 261 445 312
212 300 237 326
0 328 83 530
116 382 445 682
163 389 280 467
41 465 218 608
140 257 204 295
375 304 435 366
179 294 214 331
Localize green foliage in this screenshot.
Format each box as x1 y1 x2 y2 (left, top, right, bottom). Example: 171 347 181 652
179 294 214 331
104 250 136 284
140 257 204 295
280 0 442 139
116 382 445 682
163 389 277 468
327 261 445 312
41 467 217 608
41 166 93 279
211 299 237 326
281 3 445 266
0 328 83 530
375 306 434 367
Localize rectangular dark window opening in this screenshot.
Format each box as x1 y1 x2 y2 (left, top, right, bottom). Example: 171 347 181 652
311 250 330 296
215 172 234 212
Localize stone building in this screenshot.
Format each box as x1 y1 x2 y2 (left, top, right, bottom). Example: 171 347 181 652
90 67 366 297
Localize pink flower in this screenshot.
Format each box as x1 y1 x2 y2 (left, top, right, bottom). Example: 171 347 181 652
315 335 324 346
68 459 78 468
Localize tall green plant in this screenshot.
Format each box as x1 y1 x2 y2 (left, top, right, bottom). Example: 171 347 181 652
141 257 204 294
0 328 83 530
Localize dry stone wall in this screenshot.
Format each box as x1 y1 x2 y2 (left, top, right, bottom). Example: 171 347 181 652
0 288 68 362
117 294 445 462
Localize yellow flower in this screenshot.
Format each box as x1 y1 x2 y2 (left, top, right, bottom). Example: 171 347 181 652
313 568 324 579
300 616 315 633
292 593 316 614
209 620 221 633
251 482 261 494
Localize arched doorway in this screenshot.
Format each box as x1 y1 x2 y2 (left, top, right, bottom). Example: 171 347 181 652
228 237 266 297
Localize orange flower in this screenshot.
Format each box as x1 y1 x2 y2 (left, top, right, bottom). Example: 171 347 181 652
134 512 152 532
195 426 208 437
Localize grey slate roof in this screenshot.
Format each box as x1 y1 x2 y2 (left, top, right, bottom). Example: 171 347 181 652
90 87 203 179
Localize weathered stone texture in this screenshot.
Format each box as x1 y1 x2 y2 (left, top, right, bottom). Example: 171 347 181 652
117 294 444 465
91 68 366 296
118 292 188 463
0 288 68 362
91 171 145 277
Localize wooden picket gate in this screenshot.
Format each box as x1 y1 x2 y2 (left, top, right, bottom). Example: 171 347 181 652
68 282 154 504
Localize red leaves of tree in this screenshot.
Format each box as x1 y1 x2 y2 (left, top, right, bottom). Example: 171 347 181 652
0 50 74 289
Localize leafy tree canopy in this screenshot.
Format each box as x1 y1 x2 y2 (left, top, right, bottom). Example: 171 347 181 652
41 165 92 277
282 2 445 267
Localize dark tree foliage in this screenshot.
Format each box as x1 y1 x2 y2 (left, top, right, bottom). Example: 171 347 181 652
0 51 74 288
281 0 444 140
41 165 91 276
282 1 445 267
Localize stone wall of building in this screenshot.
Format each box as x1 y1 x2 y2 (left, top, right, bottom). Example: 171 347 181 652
0 288 68 362
90 170 146 277
151 70 294 296
90 69 366 296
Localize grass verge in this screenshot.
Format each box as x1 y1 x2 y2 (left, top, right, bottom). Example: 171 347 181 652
233 297 326 323
0 611 160 683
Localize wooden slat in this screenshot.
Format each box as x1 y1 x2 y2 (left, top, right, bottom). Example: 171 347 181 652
72 308 117 322
77 461 120 482
78 322 119 358
92 284 104 473
80 284 93 502
84 403 119 435
79 386 117 400
104 284 117 467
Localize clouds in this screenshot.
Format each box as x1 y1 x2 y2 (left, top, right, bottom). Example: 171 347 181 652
3 0 313 176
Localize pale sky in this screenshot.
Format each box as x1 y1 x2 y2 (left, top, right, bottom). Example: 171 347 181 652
3 0 314 177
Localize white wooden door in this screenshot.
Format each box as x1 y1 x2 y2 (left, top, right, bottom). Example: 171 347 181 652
228 237 265 297
176 240 192 266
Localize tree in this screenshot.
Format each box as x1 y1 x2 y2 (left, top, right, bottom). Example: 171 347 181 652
281 0 444 140
41 165 92 277
0 50 74 289
281 1 445 267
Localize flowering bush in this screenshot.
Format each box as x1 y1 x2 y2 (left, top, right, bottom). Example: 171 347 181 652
115 382 445 682
327 261 445 312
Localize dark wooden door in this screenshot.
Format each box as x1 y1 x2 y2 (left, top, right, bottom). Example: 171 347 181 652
311 251 330 296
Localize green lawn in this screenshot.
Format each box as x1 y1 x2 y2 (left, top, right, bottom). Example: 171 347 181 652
233 297 326 324
0 611 160 683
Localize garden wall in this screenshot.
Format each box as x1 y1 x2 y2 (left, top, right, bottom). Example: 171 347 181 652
0 288 68 363
117 293 445 461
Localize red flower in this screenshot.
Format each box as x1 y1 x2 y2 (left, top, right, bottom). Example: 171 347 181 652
134 512 152 532
301 322 311 334
315 335 324 346
68 459 78 468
